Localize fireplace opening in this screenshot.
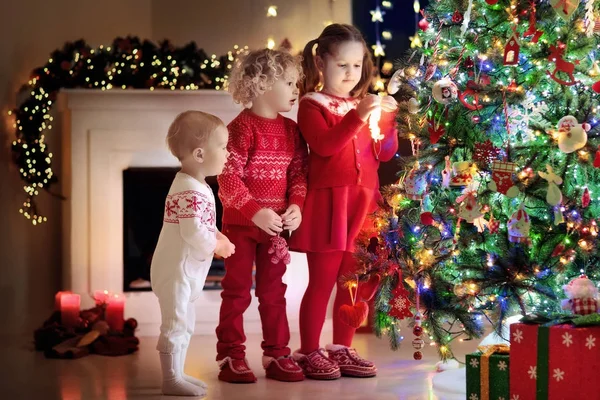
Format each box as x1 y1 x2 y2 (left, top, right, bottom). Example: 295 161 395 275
123 167 226 292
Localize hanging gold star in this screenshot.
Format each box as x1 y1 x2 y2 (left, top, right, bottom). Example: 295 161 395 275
370 7 385 22
409 35 423 48
372 42 386 57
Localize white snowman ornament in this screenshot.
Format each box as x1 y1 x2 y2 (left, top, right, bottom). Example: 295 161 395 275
432 79 458 104
556 115 590 153
403 161 427 200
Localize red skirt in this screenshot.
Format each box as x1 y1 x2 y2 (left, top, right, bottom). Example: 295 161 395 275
289 185 378 253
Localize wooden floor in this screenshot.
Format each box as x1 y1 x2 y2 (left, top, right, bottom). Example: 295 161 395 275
1 329 480 399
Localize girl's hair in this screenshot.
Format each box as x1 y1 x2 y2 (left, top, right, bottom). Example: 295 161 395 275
166 110 224 160
227 48 303 106
300 24 374 98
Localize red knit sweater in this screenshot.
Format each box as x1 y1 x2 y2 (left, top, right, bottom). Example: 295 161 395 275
298 92 398 190
217 109 308 226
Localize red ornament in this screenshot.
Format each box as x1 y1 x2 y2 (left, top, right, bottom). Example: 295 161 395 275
546 42 579 86
339 301 369 328
472 115 481 124
412 338 425 349
523 3 543 43
593 81 600 94
582 187 591 208
594 146 600 167
427 116 445 144
420 212 434 226
552 243 566 257
464 56 474 69
488 215 500 234
452 10 463 23
473 140 501 165
418 19 429 31
389 285 413 320
504 31 520 66
485 0 498 4
413 351 423 360
413 325 423 336
459 81 483 111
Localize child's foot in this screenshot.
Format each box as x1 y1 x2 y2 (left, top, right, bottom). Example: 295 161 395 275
292 348 341 380
217 357 257 383
182 373 208 389
262 355 305 382
326 344 377 377
160 352 207 397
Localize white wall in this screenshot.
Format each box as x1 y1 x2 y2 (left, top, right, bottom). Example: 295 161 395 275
0 0 351 335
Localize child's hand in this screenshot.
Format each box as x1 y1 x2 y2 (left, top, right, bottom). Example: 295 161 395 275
215 237 235 258
252 208 283 236
381 95 398 112
356 94 381 121
281 204 302 232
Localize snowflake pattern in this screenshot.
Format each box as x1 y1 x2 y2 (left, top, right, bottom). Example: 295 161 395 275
562 332 573 347
165 198 179 217
528 365 537 380
511 396 520 400
393 296 408 310
469 394 479 400
553 368 565 382
512 329 524 344
186 195 203 212
470 358 480 368
586 335 596 350
497 360 507 371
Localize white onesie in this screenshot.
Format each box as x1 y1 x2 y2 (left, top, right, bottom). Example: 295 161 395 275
151 172 217 354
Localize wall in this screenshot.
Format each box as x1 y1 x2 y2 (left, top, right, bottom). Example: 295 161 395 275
0 0 351 335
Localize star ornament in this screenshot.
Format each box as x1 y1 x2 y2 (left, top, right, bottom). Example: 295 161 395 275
371 7 385 22
372 42 386 57
409 35 423 48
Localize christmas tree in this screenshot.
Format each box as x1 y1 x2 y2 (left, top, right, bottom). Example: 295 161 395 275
352 0 600 361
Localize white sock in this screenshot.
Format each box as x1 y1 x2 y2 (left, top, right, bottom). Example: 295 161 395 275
181 346 208 389
160 352 207 397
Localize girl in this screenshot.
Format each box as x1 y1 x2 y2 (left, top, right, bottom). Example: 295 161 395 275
215 48 308 383
290 24 399 380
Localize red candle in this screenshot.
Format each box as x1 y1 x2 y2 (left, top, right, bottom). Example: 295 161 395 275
54 291 72 311
93 289 110 305
60 293 80 328
105 295 125 331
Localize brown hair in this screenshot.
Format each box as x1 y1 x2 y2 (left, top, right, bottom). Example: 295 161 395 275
300 24 374 98
227 48 303 106
166 110 225 160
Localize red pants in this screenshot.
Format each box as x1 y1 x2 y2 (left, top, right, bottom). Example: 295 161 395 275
216 224 290 360
299 251 358 354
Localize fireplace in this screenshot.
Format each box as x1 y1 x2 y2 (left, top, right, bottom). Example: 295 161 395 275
123 167 227 291
58 90 310 335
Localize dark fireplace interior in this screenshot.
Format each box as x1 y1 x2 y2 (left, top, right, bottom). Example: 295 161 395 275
123 167 225 292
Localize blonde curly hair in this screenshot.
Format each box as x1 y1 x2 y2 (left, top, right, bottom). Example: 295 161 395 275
227 48 303 106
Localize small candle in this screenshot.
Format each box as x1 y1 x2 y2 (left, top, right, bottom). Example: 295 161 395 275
60 293 80 328
54 291 72 311
105 295 125 331
93 289 110 305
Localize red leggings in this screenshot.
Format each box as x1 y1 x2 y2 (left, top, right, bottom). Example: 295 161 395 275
299 251 358 354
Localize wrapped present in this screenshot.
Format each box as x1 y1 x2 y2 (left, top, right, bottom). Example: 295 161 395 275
466 344 510 400
510 318 600 399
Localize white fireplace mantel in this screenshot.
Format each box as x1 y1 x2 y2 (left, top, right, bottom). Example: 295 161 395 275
58 89 312 335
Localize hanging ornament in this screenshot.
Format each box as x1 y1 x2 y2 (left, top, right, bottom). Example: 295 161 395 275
538 164 563 206
488 214 500 234
589 60 600 76
488 160 518 196
472 115 481 123
503 29 521 66
432 78 458 104
420 211 434 226
388 284 413 320
507 204 531 244
424 63 437 81
450 161 475 187
552 243 566 257
555 115 589 153
554 205 565 225
523 1 544 43
413 351 423 360
418 18 429 31
407 97 420 114
456 191 482 223
561 275 600 315
427 115 445 144
460 0 474 37
485 0 498 4
403 161 427 200
546 43 579 86
442 156 452 188
582 187 591 208
458 81 483 111
473 139 501 167
452 10 463 23
387 68 403 94
338 276 369 328
550 0 581 21
594 146 600 167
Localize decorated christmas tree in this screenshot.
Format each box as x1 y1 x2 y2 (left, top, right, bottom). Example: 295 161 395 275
351 0 600 361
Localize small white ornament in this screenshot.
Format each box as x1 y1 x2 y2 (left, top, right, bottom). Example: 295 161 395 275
387 69 403 94
407 97 420 114
538 164 563 206
508 204 531 244
432 78 458 104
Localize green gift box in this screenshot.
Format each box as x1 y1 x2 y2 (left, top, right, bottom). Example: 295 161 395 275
466 345 510 400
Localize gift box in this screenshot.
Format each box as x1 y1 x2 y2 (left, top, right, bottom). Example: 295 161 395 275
466 344 510 400
510 321 600 399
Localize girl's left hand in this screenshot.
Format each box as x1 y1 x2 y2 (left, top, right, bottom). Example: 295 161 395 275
381 95 398 113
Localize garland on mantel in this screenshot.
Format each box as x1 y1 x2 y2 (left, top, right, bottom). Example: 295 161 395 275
10 36 246 225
